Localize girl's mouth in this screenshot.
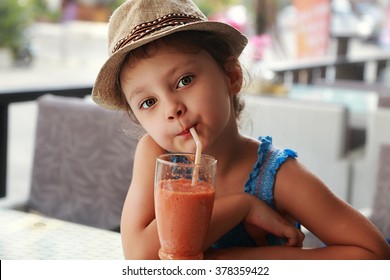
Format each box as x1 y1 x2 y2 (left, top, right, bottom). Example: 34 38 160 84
178 125 196 136
178 128 190 136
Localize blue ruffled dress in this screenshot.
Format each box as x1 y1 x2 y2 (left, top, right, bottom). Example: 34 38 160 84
212 136 298 248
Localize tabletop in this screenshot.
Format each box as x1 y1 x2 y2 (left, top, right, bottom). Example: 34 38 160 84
251 84 379 130
288 84 379 129
0 208 124 260
288 84 378 114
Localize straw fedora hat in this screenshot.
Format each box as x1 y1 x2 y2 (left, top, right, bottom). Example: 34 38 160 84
92 0 248 110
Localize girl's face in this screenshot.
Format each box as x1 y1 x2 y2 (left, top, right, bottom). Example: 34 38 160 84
120 43 240 153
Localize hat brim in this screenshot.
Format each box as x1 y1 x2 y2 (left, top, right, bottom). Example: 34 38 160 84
92 21 248 111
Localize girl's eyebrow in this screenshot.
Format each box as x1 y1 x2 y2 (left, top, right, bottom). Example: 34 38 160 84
166 59 197 77
127 58 199 100
128 87 146 101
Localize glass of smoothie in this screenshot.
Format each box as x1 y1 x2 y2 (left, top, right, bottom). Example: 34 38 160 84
154 153 216 260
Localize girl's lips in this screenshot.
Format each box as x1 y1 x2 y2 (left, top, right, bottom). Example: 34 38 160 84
178 125 196 136
178 128 190 136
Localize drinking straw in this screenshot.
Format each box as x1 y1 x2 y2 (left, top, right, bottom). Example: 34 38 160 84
189 127 202 185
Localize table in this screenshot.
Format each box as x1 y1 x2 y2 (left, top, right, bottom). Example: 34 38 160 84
0 208 123 259
287 84 379 129
0 84 93 198
268 54 390 84
249 84 379 150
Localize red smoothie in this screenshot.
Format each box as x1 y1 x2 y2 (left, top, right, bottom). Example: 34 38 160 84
155 178 215 260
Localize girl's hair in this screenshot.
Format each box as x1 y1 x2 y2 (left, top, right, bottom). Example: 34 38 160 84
118 31 245 124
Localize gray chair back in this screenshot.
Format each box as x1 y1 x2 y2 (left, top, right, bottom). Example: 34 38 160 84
28 95 141 230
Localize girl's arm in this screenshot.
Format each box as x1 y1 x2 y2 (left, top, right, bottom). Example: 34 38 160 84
120 135 303 259
205 158 390 260
120 134 164 259
204 193 304 250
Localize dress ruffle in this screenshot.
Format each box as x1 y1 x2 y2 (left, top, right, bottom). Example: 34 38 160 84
245 136 297 208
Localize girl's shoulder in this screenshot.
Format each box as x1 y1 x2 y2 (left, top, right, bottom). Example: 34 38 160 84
136 134 166 156
257 136 297 157
137 133 158 147
245 136 297 208
132 134 167 169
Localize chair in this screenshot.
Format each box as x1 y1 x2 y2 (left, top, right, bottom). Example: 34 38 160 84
240 95 350 201
26 95 141 230
351 108 390 209
370 143 390 238
378 95 390 108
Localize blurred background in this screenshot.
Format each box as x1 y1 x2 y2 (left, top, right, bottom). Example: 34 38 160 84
1 0 390 208
2 0 390 75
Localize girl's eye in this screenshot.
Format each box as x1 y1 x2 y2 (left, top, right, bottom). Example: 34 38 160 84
177 75 193 88
140 98 157 109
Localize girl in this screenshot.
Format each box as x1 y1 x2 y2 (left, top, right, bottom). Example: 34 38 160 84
92 0 390 259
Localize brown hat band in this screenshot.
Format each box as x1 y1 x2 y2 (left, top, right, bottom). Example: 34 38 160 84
112 13 202 53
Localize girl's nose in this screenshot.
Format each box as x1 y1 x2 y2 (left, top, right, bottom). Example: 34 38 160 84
166 103 186 120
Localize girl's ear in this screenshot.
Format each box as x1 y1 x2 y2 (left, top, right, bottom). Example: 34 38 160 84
224 56 243 95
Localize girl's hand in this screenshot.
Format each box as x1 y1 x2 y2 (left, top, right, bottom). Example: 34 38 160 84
243 195 304 247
